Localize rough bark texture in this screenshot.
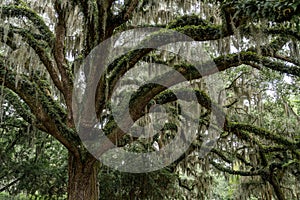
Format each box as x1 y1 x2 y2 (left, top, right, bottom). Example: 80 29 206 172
268 173 286 200
67 153 99 200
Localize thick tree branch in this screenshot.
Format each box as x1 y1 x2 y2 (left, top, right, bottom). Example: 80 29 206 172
1 5 54 46
228 123 299 150
95 24 235 116
54 1 75 126
102 49 300 144
1 87 40 127
174 24 231 41
0 60 80 159
0 26 64 95
266 28 300 41
210 160 265 176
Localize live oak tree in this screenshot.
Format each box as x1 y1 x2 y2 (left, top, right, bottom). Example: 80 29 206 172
0 0 299 199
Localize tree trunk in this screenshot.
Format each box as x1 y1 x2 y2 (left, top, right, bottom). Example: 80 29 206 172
268 173 286 200
67 152 99 200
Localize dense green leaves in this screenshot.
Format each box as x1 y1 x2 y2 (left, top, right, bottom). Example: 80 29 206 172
0 0 299 199
0 94 67 199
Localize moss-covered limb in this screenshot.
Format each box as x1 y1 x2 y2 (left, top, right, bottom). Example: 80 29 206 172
72 0 114 53
105 88 225 148
167 14 211 29
1 5 54 46
273 54 300 68
68 0 92 49
210 160 264 176
0 71 65 130
95 48 153 116
142 51 299 83
104 51 298 138
0 61 81 159
212 157 287 200
246 35 289 58
228 122 299 150
1 26 65 95
1 87 36 125
96 24 236 115
151 89 217 116
166 12 243 40
211 147 253 167
173 24 230 41
96 1 112 41
215 130 268 167
114 24 167 34
141 55 170 65
221 0 299 23
255 35 299 66
215 51 300 77
260 145 289 153
53 1 72 79
128 84 203 121
0 24 49 50
228 128 270 166
210 149 233 164
99 22 239 114
248 53 300 76
266 28 300 41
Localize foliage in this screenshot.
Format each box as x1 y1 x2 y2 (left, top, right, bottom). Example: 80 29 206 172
0 91 67 199
99 167 179 200
0 0 299 199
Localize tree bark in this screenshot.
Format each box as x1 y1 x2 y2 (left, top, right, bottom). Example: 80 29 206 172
268 173 286 200
67 152 99 200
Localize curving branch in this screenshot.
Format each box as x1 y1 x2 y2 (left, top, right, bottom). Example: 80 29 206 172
266 28 300 41
228 123 300 150
95 24 237 116
95 22 299 120
0 58 81 159
173 24 231 41
1 5 54 46
0 26 65 94
101 48 300 145
1 87 38 127
210 160 265 176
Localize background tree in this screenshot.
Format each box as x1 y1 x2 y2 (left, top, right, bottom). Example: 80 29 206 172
0 0 299 199
0 89 67 199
